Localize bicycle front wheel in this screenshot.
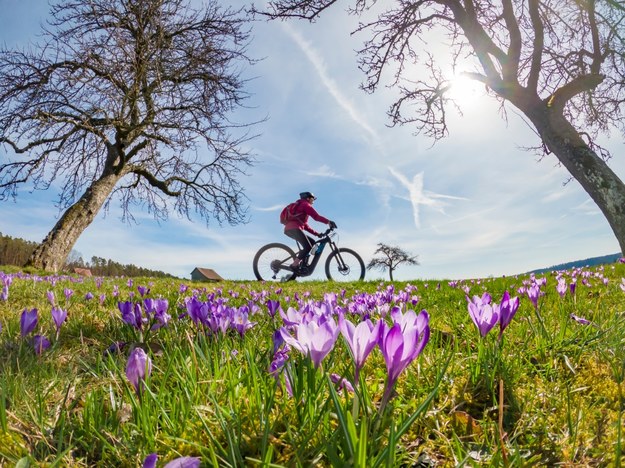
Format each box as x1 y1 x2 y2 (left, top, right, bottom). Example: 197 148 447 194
325 248 365 282
253 243 298 282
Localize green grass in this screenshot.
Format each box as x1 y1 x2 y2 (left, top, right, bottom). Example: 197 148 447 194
0 264 624 466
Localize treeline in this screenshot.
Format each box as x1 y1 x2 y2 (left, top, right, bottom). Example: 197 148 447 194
0 232 37 267
0 232 177 278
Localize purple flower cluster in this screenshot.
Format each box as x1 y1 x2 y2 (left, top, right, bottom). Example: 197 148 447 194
466 291 519 340
0 273 12 301
184 295 256 337
118 297 171 334
271 294 430 410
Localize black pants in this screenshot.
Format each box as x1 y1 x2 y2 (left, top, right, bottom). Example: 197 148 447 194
285 229 315 261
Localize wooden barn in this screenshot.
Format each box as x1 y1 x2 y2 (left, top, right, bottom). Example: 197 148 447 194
73 268 92 277
190 267 224 282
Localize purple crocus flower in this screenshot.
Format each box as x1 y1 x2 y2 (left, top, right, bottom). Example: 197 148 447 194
570 313 591 325
272 329 285 354
143 453 200 468
338 314 382 382
46 291 56 306
280 316 339 368
84 292 94 301
266 300 281 318
269 348 289 377
119 301 143 329
330 373 355 394
185 297 209 326
466 293 499 338
32 334 51 354
104 341 127 356
268 348 293 397
556 279 568 298
0 273 12 300
143 453 158 468
151 298 171 329
51 306 68 336
378 310 430 410
527 284 541 309
20 308 38 337
280 306 304 327
232 307 255 337
498 291 519 339
126 347 152 395
64 288 74 302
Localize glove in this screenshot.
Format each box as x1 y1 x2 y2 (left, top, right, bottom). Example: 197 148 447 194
329 221 337 229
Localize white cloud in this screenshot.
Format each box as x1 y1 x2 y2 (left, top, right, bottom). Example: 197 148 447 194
304 164 340 179
388 167 467 228
283 23 381 146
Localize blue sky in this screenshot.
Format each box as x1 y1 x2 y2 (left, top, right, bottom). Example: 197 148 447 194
1 0 623 281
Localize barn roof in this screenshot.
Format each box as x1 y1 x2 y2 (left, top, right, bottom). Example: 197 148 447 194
191 267 224 281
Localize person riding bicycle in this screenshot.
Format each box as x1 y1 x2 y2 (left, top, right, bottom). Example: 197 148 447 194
282 191 337 269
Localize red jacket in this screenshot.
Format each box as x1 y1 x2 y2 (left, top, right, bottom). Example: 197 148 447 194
283 199 330 236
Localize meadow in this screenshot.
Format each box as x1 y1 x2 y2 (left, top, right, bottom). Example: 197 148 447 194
0 261 624 467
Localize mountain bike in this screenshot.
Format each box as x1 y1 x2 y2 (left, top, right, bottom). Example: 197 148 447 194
252 228 365 282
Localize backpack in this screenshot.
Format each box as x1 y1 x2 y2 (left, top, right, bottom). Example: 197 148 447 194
280 201 306 225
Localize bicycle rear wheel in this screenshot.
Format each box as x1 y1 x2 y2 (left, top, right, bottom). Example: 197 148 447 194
253 243 298 282
325 248 365 282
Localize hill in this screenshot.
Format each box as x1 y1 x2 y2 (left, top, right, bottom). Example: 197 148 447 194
529 252 622 274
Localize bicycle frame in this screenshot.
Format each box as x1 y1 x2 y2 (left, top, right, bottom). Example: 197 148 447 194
287 229 338 277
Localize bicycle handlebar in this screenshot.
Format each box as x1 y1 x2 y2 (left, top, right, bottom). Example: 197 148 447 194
320 226 336 238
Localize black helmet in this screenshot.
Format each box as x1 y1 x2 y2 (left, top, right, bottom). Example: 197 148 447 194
299 191 316 200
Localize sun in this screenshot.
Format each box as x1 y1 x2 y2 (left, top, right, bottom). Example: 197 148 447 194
446 74 485 107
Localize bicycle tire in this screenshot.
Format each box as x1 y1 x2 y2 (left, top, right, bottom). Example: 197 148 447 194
253 243 298 282
325 247 365 282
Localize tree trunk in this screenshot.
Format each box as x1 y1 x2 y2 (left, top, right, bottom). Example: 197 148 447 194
527 105 625 256
26 170 124 272
389 268 394 282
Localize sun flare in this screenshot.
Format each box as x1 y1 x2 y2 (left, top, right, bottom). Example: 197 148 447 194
446 74 485 107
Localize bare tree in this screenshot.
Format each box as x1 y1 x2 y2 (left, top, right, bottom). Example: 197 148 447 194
258 0 625 256
367 243 419 281
0 0 256 272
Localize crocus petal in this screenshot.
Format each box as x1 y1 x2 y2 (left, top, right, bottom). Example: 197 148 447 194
499 291 519 335
20 308 38 337
570 313 591 325
163 456 201 468
51 307 68 330
351 319 381 369
467 295 499 337
32 335 51 354
143 453 158 468
126 347 152 394
380 323 406 384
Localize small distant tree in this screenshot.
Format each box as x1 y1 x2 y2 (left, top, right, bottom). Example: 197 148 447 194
367 243 419 281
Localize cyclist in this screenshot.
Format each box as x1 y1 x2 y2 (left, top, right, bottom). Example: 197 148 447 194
283 191 337 269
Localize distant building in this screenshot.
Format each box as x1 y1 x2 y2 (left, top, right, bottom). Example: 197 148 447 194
73 268 92 277
190 267 224 282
